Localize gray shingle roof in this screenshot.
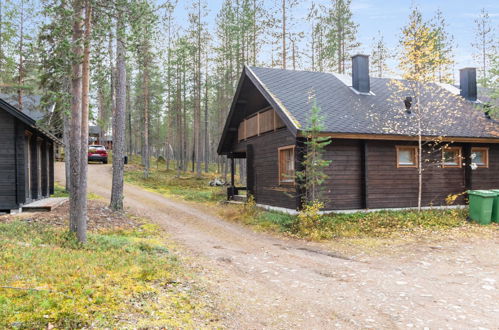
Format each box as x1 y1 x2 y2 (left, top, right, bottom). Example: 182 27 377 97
0 94 47 121
248 66 499 139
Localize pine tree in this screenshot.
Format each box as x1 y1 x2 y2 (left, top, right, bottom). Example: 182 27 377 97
110 0 128 211
370 31 390 78
318 0 359 73
69 0 84 238
296 97 331 204
472 8 495 86
432 9 455 83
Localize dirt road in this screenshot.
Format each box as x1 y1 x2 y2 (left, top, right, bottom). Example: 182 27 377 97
56 163 499 329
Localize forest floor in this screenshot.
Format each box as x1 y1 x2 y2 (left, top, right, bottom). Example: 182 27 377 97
52 162 499 329
0 198 221 328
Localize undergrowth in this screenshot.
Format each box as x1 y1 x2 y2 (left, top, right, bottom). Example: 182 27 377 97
0 220 215 328
125 167 225 203
221 205 474 240
52 183 101 200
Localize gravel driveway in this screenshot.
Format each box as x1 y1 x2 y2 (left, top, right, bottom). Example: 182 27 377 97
56 163 499 329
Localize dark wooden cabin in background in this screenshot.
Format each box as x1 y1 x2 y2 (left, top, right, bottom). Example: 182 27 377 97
0 98 59 213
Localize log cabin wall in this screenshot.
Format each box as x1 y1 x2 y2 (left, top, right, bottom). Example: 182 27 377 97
0 106 56 211
0 109 18 209
234 128 297 209
470 144 499 190
322 140 364 210
363 140 499 209
320 139 499 210
364 140 464 208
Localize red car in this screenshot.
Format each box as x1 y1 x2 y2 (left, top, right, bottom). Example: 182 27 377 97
88 145 108 164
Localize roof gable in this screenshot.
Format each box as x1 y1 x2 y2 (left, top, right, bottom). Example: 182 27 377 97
217 67 301 155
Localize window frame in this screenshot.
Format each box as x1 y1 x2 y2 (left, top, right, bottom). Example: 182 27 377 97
396 145 418 168
442 146 463 168
278 145 296 185
471 147 489 168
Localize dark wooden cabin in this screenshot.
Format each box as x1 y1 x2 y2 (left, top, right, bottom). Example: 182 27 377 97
0 98 59 213
217 55 499 211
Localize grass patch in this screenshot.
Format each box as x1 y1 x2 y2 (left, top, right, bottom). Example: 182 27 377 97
52 183 69 198
125 167 225 204
222 205 475 240
0 220 215 328
51 183 101 200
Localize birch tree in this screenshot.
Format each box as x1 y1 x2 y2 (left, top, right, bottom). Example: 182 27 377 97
393 6 463 211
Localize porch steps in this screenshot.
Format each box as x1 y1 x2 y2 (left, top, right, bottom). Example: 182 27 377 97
22 197 68 212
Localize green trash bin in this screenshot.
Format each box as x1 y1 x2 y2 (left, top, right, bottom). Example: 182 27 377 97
467 190 495 224
489 189 499 223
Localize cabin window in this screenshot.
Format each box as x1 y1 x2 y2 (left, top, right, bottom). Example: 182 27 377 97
471 147 489 168
396 146 418 167
278 146 295 184
442 147 462 168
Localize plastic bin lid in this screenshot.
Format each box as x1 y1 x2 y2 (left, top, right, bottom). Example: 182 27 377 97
467 190 497 197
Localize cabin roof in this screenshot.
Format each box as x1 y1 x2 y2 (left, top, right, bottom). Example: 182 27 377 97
0 98 61 144
218 66 499 155
247 66 499 139
0 94 47 121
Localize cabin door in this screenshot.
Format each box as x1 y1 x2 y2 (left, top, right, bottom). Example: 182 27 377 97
24 134 31 201
37 140 42 199
246 144 255 197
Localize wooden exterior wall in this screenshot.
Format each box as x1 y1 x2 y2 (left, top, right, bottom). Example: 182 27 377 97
0 110 18 209
235 134 499 211
322 140 364 210
470 144 499 190
322 140 499 210
234 128 297 209
364 140 466 208
0 109 56 211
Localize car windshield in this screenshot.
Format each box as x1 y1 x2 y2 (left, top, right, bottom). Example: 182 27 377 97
89 146 105 151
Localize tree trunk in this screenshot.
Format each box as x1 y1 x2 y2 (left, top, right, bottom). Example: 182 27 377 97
69 0 84 235
195 0 202 178
110 16 126 211
143 55 150 178
97 84 105 144
204 51 209 173
282 0 286 69
17 0 24 111
77 1 92 243
63 111 71 192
